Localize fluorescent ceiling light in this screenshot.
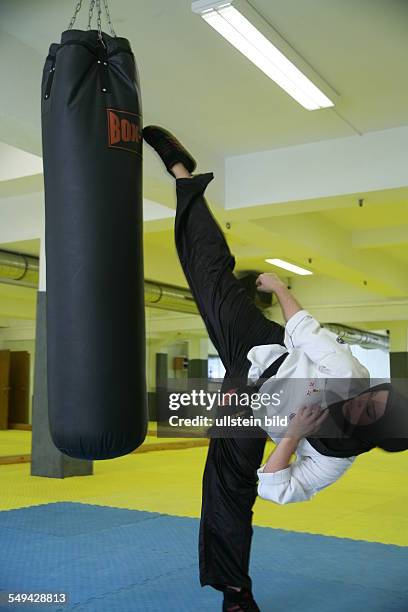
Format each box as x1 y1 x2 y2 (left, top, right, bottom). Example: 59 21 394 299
192 1 334 110
265 258 313 276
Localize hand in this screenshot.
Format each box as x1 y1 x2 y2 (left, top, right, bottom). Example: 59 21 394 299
256 272 286 293
286 404 328 440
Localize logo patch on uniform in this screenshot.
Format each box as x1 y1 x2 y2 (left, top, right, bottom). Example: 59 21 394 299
107 108 141 155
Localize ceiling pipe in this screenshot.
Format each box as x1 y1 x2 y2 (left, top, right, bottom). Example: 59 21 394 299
324 323 389 351
0 249 39 288
0 249 389 349
0 248 199 314
144 280 198 314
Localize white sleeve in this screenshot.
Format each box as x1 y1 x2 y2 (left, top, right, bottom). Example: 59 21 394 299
284 310 369 379
257 453 353 505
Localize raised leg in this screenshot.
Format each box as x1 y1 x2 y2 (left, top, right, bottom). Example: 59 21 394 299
174 170 284 597
143 128 284 599
174 171 284 376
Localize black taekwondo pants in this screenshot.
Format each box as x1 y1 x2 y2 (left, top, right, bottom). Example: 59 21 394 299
174 172 285 592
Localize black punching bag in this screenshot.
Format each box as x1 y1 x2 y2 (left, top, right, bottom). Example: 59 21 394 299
41 29 147 459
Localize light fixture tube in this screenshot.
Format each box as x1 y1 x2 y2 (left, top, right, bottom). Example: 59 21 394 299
265 258 313 276
192 1 334 110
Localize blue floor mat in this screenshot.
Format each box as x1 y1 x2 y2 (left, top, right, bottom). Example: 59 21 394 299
0 502 407 611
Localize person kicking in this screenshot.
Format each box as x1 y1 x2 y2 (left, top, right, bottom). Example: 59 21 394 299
143 126 408 612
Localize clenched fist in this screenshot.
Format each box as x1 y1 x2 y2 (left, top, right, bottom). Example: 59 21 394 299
286 405 329 440
255 272 285 293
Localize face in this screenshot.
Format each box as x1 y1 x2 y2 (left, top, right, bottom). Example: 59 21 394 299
342 390 388 425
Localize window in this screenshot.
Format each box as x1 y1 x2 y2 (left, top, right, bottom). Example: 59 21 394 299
208 355 226 379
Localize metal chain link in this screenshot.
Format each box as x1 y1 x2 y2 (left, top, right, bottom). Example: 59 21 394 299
68 0 84 30
103 0 116 37
96 0 103 41
68 0 116 39
87 0 95 30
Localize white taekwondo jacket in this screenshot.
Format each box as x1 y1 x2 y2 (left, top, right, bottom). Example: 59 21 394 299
246 310 370 505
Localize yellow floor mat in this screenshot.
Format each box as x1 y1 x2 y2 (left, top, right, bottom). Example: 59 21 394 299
0 434 407 546
0 427 208 463
0 429 33 455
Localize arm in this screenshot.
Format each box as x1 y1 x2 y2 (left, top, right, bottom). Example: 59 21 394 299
256 273 301 322
263 437 299 473
258 452 353 505
258 406 342 505
263 404 328 474
256 272 369 379
285 313 370 378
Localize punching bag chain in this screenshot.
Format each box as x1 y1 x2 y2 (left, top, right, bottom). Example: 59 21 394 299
68 0 84 30
103 0 116 37
96 0 105 46
87 0 96 30
68 0 116 38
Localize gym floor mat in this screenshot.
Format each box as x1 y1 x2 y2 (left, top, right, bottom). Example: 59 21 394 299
0 445 407 546
0 429 208 465
0 502 407 612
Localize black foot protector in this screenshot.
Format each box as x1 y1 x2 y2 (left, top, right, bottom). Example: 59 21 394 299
222 588 261 612
143 125 197 177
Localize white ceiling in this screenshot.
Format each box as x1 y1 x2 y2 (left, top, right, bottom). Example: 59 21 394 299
1 0 408 158
0 0 407 324
0 143 42 181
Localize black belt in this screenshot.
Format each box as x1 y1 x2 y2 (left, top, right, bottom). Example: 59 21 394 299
218 352 289 412
252 351 289 392
213 352 289 437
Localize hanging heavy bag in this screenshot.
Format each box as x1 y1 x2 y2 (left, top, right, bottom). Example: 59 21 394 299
41 1 147 460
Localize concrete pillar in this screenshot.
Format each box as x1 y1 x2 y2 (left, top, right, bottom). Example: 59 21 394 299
146 338 159 421
155 352 168 423
31 236 92 478
188 359 208 379
187 336 208 388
